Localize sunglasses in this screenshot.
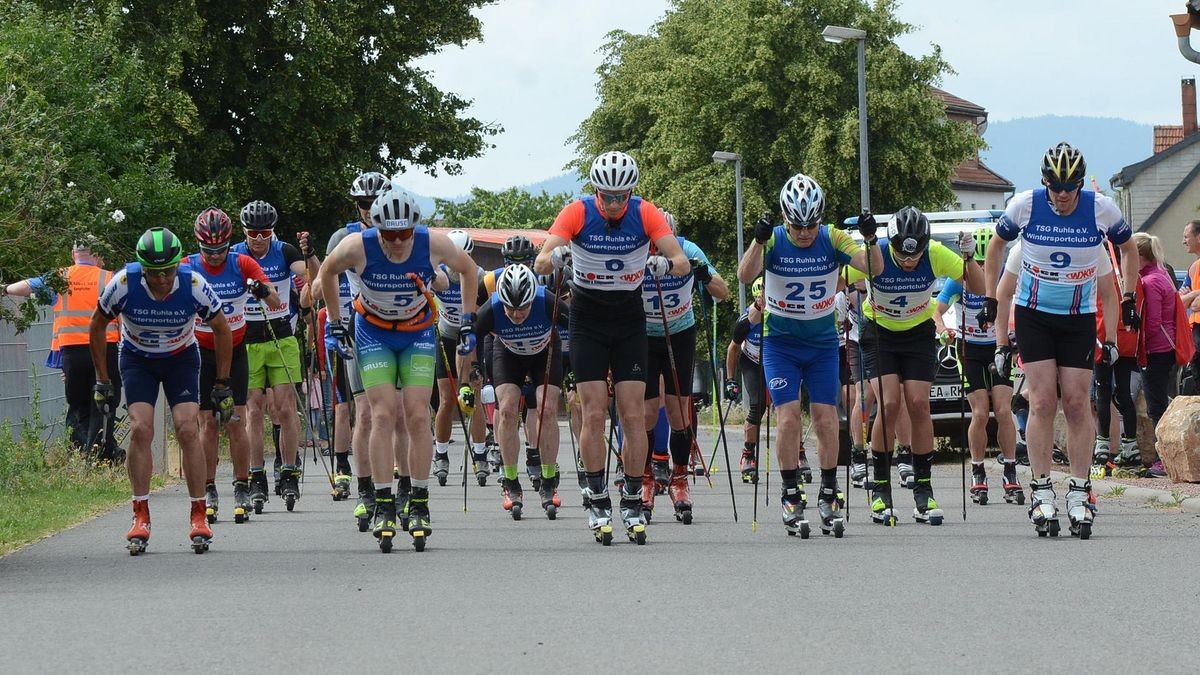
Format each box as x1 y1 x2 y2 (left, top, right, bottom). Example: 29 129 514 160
787 221 820 231
144 265 178 278
1046 180 1081 194
379 229 414 242
597 190 631 205
354 199 375 210
200 245 229 256
244 228 273 240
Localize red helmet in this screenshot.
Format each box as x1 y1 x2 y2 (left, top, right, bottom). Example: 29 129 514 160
194 207 233 248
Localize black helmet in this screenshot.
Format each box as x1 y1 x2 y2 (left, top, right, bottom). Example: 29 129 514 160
887 207 929 257
501 235 536 264
240 200 278 230
1041 142 1086 184
135 227 184 268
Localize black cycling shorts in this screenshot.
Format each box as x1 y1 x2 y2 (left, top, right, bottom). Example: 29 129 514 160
331 353 351 404
492 336 563 391
645 325 696 400
859 319 937 383
838 344 851 386
1014 304 1095 370
963 341 1012 394
845 340 864 384
434 335 459 380
199 343 250 411
739 352 765 426
568 292 647 384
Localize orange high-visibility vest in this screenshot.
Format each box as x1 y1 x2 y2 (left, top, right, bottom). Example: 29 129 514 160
51 264 118 347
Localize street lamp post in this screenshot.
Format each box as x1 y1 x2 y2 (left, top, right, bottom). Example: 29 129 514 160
821 25 870 214
712 150 745 312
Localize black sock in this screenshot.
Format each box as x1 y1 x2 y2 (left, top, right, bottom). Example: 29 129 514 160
335 452 351 475
780 469 799 490
397 475 412 492
914 452 933 480
623 475 643 497
669 428 691 467
744 441 757 454
872 451 891 480
357 476 372 491
820 468 838 489
586 471 606 494
646 430 656 462
375 487 393 499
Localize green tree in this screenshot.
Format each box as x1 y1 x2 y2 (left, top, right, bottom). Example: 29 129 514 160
435 187 575 231
572 0 983 272
1 3 205 329
39 0 501 242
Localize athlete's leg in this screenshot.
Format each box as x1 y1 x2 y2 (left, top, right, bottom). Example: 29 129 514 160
577 381 609 472
991 385 1016 460
614 381 648 477
434 376 455 444
1022 359 1060 478
870 374 904 454
126 402 156 496
1058 365 1096 480
966 390 991 463
393 408 409 476
269 382 300 466
247 388 268 468
535 384 562 467
496 383 523 467
172 402 205 497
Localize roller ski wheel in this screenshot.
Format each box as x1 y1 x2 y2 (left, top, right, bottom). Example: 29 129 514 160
539 475 560 520
397 490 412 532
870 482 897 527
1029 478 1059 537
372 497 397 554
970 472 988 506
626 522 647 545
897 465 916 490
594 526 614 546
189 501 212 554
231 481 250 524
249 473 269 515
1066 478 1097 541
408 488 432 551
651 459 670 496
781 486 809 538
473 453 490 487
432 453 450 487
667 465 693 524
585 487 614 545
740 451 758 484
1004 484 1025 505
127 537 148 556
191 536 211 554
203 483 219 524
912 480 943 525
331 475 351 502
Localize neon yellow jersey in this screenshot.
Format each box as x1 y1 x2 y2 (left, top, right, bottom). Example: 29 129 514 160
844 240 964 331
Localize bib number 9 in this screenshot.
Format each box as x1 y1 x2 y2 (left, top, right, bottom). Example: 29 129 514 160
1049 251 1071 268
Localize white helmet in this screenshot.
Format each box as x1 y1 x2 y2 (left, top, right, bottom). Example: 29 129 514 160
350 171 392 199
447 229 474 253
590 151 639 192
779 173 825 227
370 187 421 230
497 263 538 309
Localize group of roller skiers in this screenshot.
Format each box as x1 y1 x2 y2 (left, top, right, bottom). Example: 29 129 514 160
92 140 1133 554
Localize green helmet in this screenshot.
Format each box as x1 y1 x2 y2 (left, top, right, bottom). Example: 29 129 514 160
751 277 764 298
136 227 184 268
973 227 994 262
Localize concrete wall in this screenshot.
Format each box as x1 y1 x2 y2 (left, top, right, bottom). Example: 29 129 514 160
1140 178 1200 272
1124 141 1200 232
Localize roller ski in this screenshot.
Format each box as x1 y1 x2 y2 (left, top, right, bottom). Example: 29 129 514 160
668 465 693 524
273 453 283 496
969 465 988 505
396 486 412 532
331 473 352 501
740 449 758 484
432 453 449 487
407 487 432 552
796 449 813 484
619 483 648 545
502 478 524 520
1066 478 1096 540
539 474 561 520
232 480 251 524
189 499 212 554
1002 462 1024 505
912 478 944 525
1116 438 1140 467
472 452 490 487
279 467 299 512
817 486 845 538
896 446 915 489
1028 477 1061 537
870 481 897 526
613 459 625 490
203 483 219 524
526 462 542 492
249 471 269 515
372 495 397 553
486 441 502 474
850 446 868 489
651 455 670 495
1052 444 1069 465
126 500 151 556
354 484 375 533
781 486 810 538
1015 437 1030 466
584 487 614 545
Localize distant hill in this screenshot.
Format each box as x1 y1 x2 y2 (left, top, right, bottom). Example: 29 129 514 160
982 116 1153 192
415 172 584 217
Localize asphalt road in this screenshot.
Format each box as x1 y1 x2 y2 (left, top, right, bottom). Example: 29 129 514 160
2 426 1197 674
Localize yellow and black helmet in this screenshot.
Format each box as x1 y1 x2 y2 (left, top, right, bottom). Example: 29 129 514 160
1040 142 1086 184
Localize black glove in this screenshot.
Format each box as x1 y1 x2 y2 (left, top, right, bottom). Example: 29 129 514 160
690 258 713 284
327 321 355 360
211 379 234 424
248 279 272 300
723 378 741 403
1100 341 1119 366
93 381 117 416
991 345 1013 379
753 216 774 244
858 212 878 242
976 296 998 329
297 231 315 258
457 318 476 355
1121 292 1141 330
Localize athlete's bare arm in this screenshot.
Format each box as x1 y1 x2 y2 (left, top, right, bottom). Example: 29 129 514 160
535 234 568 275
317 233 365 325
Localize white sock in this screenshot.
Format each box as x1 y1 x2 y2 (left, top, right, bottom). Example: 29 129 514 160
435 441 450 456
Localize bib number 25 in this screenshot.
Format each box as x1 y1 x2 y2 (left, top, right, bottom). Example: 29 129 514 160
783 280 827 301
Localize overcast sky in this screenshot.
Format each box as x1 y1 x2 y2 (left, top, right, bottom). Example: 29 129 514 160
398 0 1195 197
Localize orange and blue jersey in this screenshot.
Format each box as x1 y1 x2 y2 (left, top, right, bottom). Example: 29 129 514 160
548 195 672 295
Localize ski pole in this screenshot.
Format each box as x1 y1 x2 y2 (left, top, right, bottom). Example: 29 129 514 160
863 231 895 526
958 255 969 521
697 287 738 521
531 272 566 502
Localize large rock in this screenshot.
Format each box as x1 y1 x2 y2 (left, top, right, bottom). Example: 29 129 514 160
1154 396 1200 483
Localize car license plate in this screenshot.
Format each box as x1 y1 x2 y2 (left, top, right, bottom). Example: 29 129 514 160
930 384 960 400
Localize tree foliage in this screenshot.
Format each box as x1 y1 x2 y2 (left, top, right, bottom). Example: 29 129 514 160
572 0 983 274
37 0 501 241
435 187 574 231
1 3 204 329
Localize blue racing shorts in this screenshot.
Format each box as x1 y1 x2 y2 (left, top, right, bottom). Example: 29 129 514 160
762 335 839 406
120 345 201 408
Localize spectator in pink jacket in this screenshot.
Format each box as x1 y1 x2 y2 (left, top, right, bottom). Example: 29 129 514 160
1134 232 1175 477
